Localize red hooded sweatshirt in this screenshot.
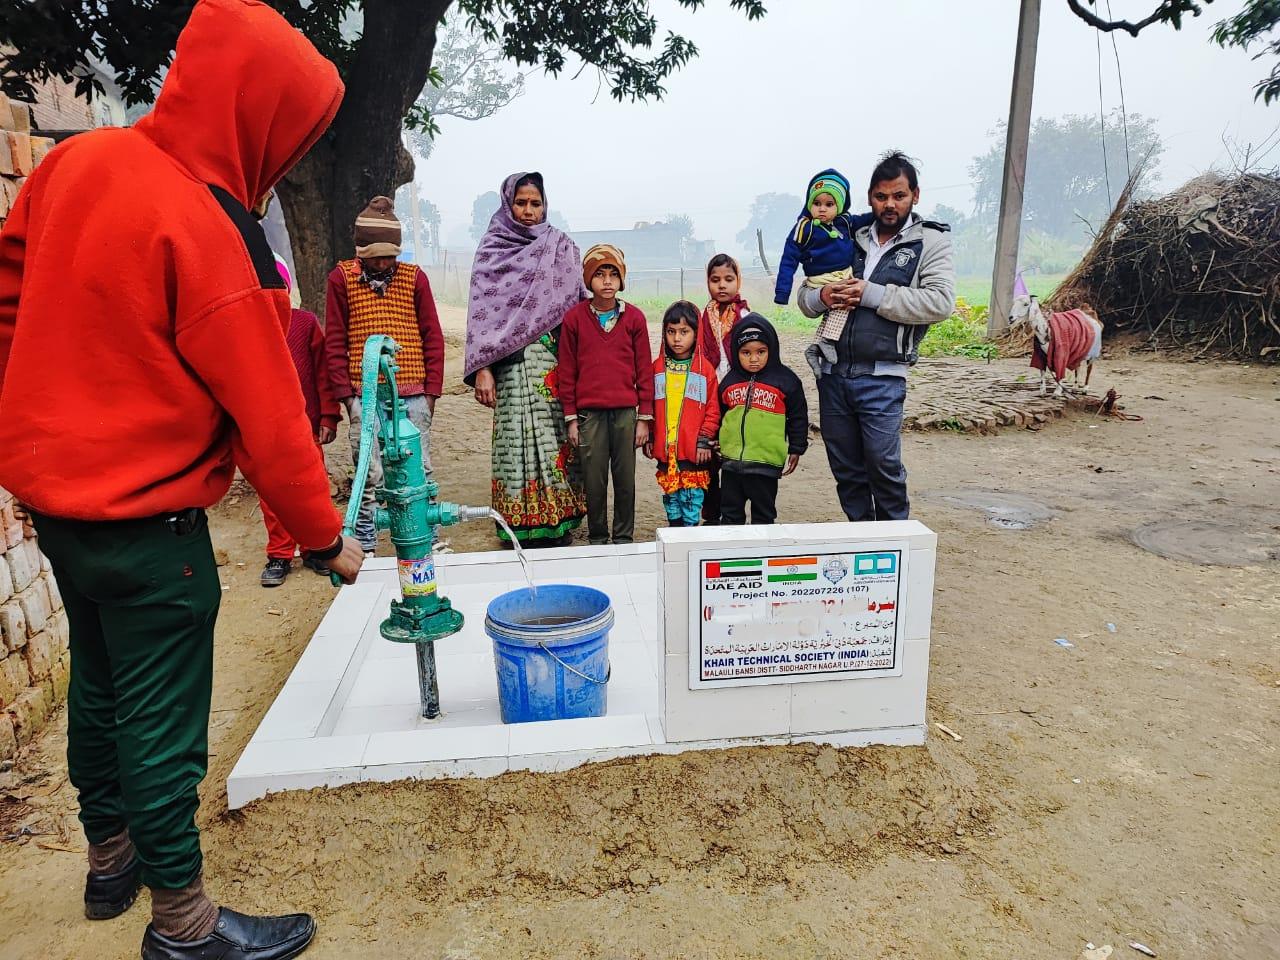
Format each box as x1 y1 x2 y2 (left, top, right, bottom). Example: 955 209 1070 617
0 0 344 550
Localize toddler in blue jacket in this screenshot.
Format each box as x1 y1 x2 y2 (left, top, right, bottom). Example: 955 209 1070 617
773 169 871 345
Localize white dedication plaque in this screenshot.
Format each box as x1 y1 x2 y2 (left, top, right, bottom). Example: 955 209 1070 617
688 542 908 688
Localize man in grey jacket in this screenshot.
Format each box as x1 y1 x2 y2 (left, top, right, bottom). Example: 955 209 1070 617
798 151 955 521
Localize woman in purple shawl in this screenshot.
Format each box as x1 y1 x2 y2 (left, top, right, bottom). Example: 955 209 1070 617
465 172 587 545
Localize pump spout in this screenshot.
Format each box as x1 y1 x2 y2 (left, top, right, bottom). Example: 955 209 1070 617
457 504 496 524
431 502 494 528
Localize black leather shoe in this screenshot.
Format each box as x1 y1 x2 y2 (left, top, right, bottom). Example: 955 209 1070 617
141 908 316 960
260 557 291 587
84 858 142 919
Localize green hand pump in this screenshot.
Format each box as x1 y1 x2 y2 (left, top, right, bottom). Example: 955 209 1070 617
334 334 491 719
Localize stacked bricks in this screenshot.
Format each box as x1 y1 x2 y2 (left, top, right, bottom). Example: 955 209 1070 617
0 82 97 761
0 487 71 762
0 93 56 231
0 91 68 762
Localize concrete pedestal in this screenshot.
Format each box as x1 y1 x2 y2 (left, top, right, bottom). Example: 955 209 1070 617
228 522 936 809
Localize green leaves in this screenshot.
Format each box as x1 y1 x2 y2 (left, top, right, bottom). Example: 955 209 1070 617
456 0 765 103
1 1 192 105
0 0 365 108
1210 0 1280 103
403 104 442 137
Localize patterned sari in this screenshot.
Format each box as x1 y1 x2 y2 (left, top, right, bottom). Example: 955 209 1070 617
491 331 586 543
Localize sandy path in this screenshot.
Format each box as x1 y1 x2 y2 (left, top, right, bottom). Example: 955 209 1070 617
1 343 1276 959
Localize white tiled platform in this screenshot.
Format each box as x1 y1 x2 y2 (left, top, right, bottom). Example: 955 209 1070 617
228 523 936 809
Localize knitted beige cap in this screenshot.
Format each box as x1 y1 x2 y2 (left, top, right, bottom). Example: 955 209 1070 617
354 196 402 258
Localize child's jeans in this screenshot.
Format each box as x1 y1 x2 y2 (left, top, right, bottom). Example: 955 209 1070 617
662 488 705 527
577 407 637 544
719 471 778 525
345 395 433 552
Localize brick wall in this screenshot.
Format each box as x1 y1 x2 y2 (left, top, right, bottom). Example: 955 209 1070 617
0 92 71 763
1 93 56 225
0 488 69 762
25 74 96 132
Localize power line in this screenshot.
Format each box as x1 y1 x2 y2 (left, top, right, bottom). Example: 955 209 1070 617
1095 24 1112 209
1105 0 1133 180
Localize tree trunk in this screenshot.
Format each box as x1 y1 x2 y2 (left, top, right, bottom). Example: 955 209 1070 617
277 144 335 316
276 0 451 318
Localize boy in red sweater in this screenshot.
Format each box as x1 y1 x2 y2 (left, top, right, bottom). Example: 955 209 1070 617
559 244 654 544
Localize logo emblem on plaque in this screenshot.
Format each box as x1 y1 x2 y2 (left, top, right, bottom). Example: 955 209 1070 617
822 557 848 584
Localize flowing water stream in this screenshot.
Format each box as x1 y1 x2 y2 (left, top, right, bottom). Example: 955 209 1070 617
489 509 537 596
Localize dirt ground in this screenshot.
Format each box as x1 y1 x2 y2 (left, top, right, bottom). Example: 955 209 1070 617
1 306 1277 959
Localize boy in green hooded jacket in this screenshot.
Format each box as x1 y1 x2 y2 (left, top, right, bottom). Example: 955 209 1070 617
716 314 808 524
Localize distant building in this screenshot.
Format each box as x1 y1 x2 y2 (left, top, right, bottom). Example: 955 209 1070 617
570 220 711 270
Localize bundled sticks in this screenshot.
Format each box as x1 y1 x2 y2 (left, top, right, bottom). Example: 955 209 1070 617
1048 170 1280 361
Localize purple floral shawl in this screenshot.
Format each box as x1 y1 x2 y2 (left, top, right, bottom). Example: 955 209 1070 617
463 172 585 383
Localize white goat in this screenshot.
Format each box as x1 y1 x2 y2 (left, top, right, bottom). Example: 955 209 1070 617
1008 294 1103 397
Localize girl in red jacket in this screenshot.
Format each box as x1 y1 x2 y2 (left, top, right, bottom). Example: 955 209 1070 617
699 253 751 525
644 301 721 527
259 259 341 586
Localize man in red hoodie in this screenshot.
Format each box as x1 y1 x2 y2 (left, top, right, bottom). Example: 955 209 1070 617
0 1 361 957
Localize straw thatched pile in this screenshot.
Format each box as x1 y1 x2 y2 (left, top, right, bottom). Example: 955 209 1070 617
1048 171 1280 361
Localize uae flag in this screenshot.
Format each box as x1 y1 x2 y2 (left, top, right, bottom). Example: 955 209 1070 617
705 559 762 579
767 556 819 583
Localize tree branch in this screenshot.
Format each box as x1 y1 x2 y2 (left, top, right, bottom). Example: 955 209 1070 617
1065 0 1205 36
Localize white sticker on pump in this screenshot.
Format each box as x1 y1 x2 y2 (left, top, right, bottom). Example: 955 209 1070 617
398 556 437 596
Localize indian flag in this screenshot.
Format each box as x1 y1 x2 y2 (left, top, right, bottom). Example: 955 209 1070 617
706 559 762 579
767 556 819 583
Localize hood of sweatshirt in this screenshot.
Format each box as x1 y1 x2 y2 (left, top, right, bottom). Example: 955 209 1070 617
728 312 784 377
134 0 344 208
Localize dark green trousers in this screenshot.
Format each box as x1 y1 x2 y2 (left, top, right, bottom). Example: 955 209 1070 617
34 510 220 890
577 407 637 545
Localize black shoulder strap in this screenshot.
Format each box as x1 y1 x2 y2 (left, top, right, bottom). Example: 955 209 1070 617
208 185 286 290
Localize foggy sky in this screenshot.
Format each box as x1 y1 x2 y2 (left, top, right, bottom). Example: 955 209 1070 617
418 0 1277 256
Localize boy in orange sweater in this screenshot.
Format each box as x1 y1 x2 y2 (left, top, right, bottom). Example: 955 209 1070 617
325 197 445 556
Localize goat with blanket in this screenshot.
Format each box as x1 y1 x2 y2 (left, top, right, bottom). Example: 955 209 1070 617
1010 295 1103 396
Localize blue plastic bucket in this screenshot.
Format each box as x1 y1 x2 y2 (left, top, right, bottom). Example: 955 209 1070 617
485 585 613 724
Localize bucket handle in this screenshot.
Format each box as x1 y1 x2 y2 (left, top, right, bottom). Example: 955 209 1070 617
537 641 611 685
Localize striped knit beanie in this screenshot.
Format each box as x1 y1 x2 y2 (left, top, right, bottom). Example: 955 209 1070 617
807 170 850 213
354 196 402 258
583 243 627 291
